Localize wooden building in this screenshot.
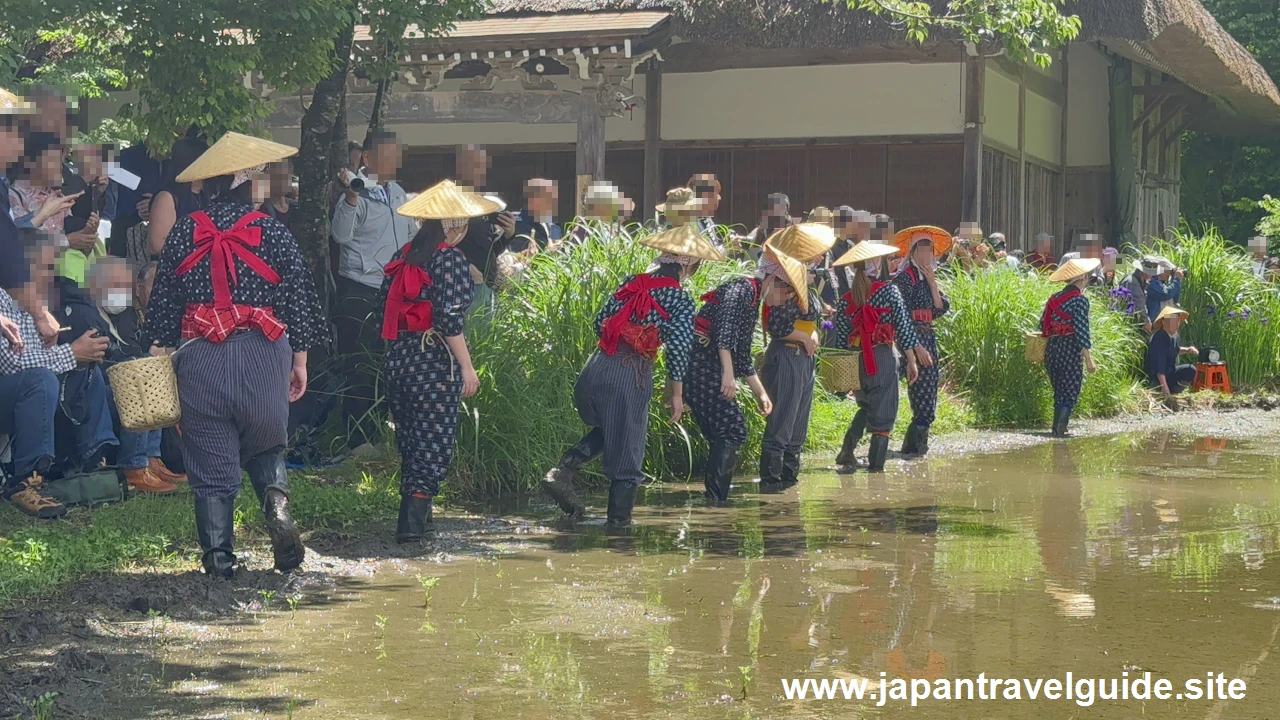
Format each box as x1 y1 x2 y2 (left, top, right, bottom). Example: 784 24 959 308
266 0 1280 252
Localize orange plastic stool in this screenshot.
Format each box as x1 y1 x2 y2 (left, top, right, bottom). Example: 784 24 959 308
1192 363 1232 394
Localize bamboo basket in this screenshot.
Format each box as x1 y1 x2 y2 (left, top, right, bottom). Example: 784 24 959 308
818 349 862 393
106 355 182 431
1024 332 1047 364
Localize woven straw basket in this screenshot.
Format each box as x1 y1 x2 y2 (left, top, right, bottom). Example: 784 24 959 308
106 355 182 431
1024 332 1047 364
818 349 862 393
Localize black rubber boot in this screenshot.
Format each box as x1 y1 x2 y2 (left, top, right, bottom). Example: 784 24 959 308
245 451 305 572
194 495 236 578
758 452 788 493
900 423 921 457
542 430 603 519
604 480 639 533
704 441 740 505
781 452 802 485
867 434 890 473
396 494 434 543
916 426 930 456
1052 407 1072 438
834 410 866 470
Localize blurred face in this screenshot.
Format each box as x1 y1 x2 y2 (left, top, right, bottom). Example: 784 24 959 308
27 242 58 300
0 125 20 168
268 161 292 198
73 143 104 184
92 263 134 311
249 170 270 205
1037 235 1052 253
32 96 68 137
31 146 63 186
363 140 402 181
911 241 933 267
1250 238 1267 260
457 146 488 188
526 185 557 218
694 184 720 215
1162 315 1184 334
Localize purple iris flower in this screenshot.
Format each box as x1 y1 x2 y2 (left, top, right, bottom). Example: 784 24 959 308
1206 305 1216 316
1261 317 1270 324
1241 307 1251 319
820 319 835 331
1125 301 1135 314
1228 312 1238 319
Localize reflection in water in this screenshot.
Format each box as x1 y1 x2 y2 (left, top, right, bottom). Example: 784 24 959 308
126 433 1280 719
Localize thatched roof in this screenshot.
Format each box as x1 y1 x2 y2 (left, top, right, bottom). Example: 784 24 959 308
480 0 1280 129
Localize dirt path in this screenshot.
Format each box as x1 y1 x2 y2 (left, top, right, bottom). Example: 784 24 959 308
1 408 1274 719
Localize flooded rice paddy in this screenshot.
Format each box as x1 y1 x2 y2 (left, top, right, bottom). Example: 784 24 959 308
122 432 1280 718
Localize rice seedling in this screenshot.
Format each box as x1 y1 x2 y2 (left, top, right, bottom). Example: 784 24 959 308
417 575 442 607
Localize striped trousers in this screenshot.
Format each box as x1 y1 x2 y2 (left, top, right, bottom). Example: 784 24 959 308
573 347 654 485
759 340 815 457
173 331 292 499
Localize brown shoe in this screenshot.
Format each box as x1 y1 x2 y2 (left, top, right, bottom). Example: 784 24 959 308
125 468 180 495
6 473 67 519
148 457 187 484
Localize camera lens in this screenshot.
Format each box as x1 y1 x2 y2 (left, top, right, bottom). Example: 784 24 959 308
350 176 365 191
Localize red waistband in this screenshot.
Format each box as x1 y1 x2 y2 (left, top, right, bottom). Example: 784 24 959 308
181 303 285 344
1044 321 1075 337
911 308 934 324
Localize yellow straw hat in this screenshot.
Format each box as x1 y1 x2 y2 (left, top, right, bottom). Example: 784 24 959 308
893 225 953 257
806 206 834 226
396 179 503 220
0 87 34 114
639 223 726 262
177 132 297 183
1154 305 1188 325
766 222 837 262
655 187 706 214
770 250 813 312
1049 257 1101 283
833 239 901 267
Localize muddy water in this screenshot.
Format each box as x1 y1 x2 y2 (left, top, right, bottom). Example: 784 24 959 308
147 433 1280 719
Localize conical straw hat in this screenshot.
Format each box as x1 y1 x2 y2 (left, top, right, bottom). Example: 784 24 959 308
893 225 953 257
766 222 836 262
771 249 812 312
1049 257 1101 282
1154 305 1188 324
833 239 901 267
0 87 34 114
396 180 503 219
177 132 297 183
639 223 726 262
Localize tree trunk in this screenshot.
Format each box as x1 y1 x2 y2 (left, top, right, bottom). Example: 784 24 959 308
295 20 354 327
369 78 389 133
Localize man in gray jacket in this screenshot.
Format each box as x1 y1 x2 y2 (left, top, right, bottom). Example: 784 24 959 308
1122 255 1160 334
332 130 419 451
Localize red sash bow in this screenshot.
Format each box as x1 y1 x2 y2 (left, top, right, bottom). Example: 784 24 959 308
1041 287 1081 337
843 282 896 375
176 211 280 310
381 242 451 340
599 274 680 357
180 303 285 343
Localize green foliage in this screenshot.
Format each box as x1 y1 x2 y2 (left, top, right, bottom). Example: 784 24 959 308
1144 228 1280 386
935 266 1144 426
1251 194 1280 244
837 0 1081 67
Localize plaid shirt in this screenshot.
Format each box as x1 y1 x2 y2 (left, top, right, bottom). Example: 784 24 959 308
0 289 77 376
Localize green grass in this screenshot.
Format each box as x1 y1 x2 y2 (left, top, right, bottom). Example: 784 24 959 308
0 464 401 607
1142 228 1280 387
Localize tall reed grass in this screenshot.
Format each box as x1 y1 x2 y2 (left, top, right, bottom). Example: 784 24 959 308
935 267 1144 426
1143 229 1280 387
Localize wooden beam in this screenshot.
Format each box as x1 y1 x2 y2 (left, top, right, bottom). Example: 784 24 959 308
643 62 662 220
575 89 606 205
1132 94 1167 131
1133 83 1202 98
269 90 582 128
1150 99 1187 138
961 52 984 224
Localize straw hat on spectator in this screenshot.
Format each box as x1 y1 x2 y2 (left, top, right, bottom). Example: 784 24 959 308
177 131 296 183
639 222 726 263
893 225 952 257
1049 257 1101 282
765 222 837 263
806 206 834 226
0 87 34 114
396 179 502 220
655 187 706 214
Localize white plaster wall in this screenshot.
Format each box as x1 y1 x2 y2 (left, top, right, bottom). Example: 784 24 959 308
1066 42 1111 167
660 63 964 140
983 67 1019 149
1024 90 1062 165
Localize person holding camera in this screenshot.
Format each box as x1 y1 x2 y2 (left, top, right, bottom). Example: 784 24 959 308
1146 258 1183 323
331 130 419 451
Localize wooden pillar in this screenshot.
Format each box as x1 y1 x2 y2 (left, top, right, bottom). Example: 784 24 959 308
575 88 606 215
961 52 985 225
643 62 662 220
1017 66 1027 249
1059 48 1071 247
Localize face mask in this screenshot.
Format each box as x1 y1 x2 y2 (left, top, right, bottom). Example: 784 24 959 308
103 290 131 314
